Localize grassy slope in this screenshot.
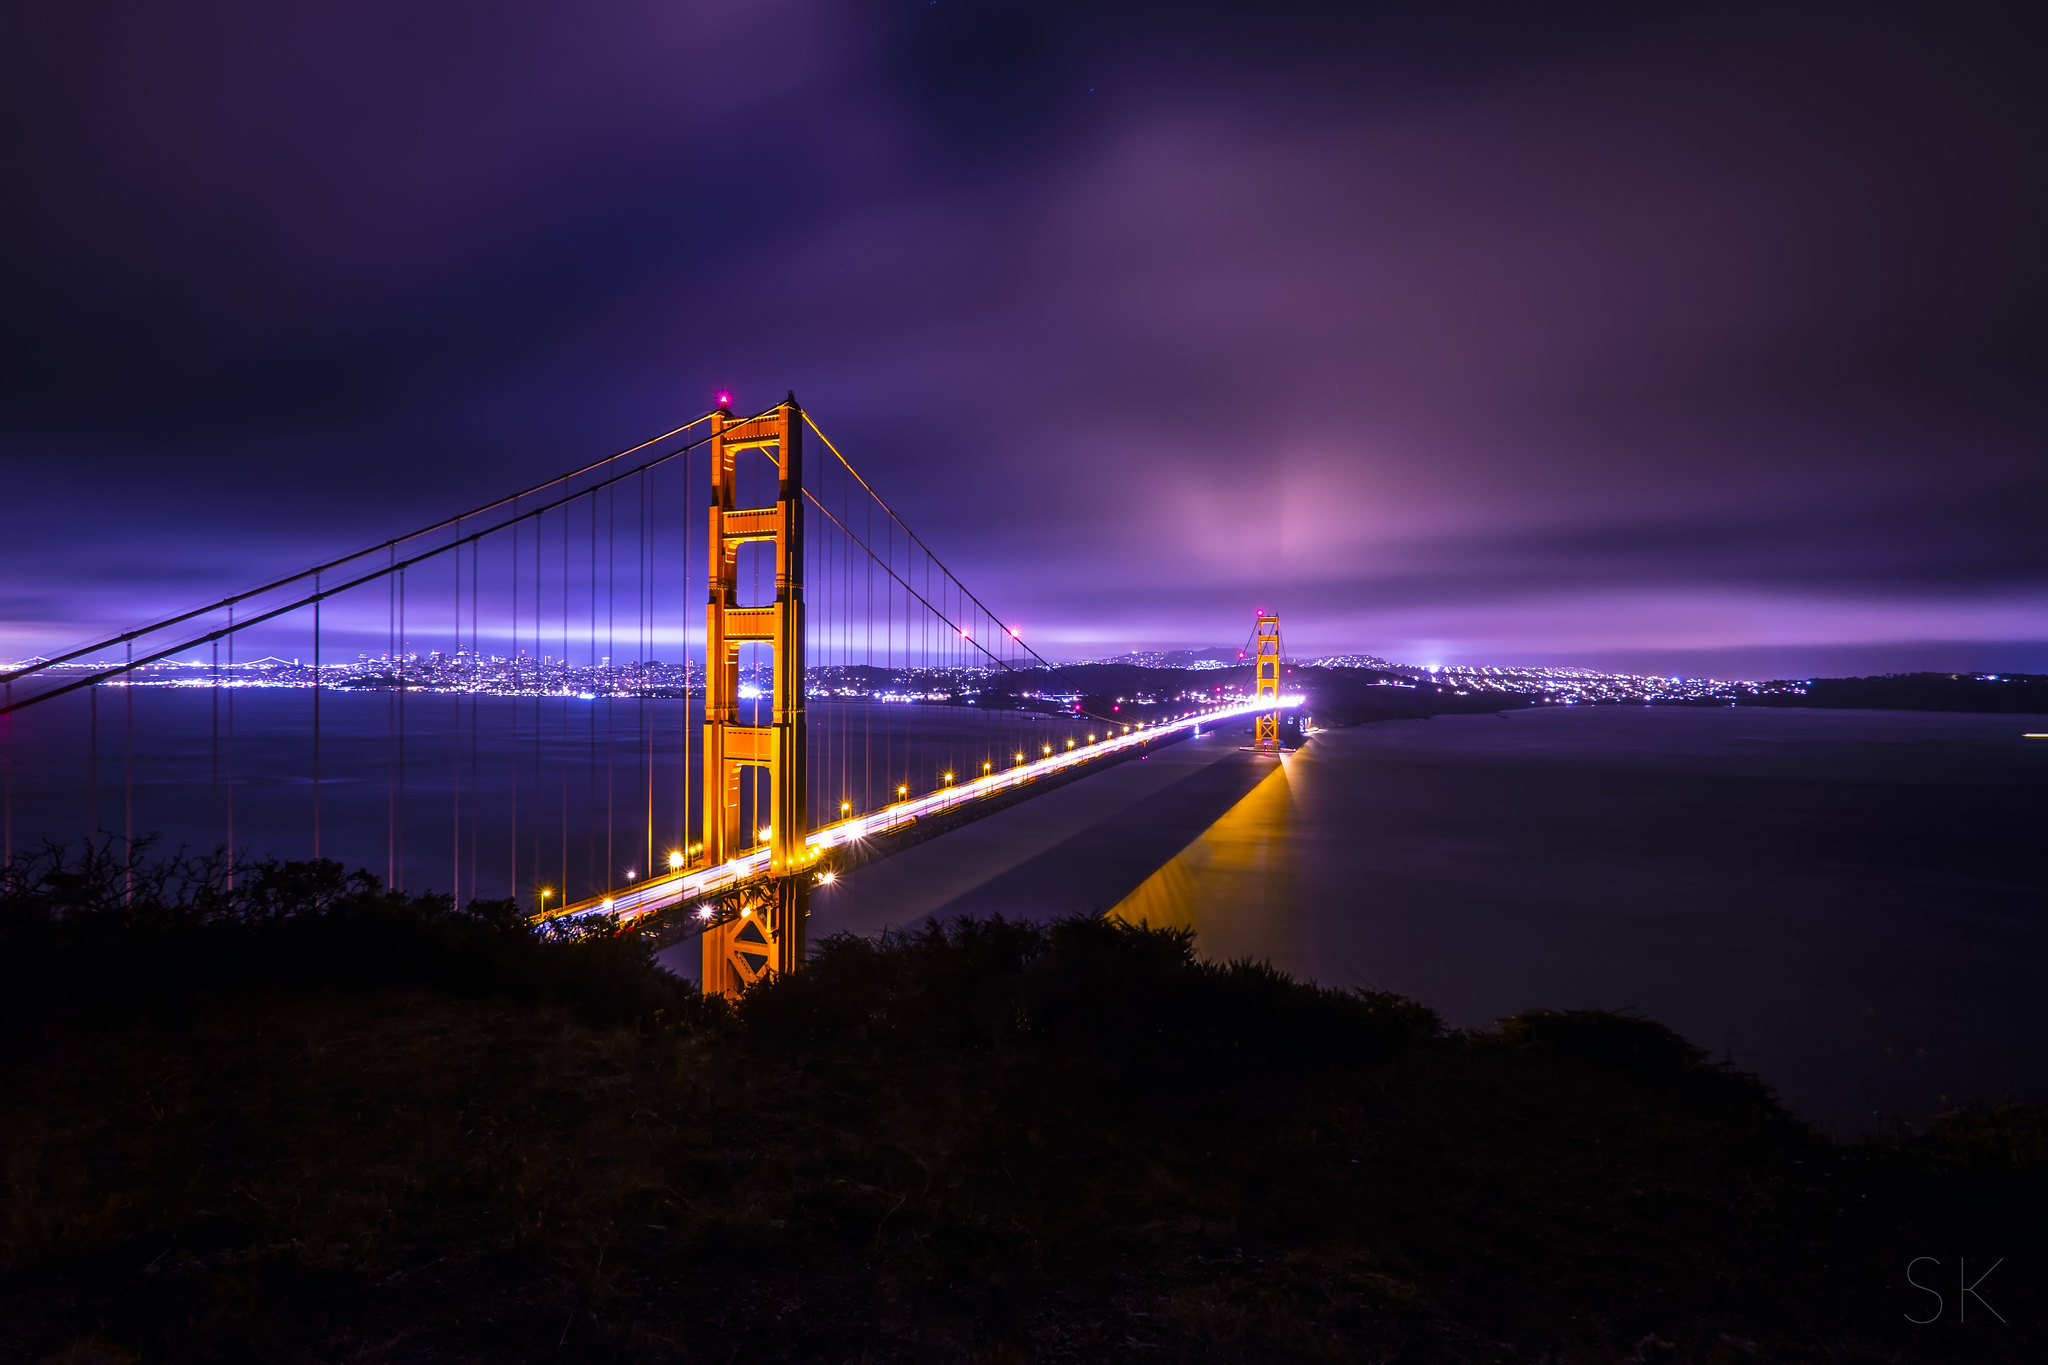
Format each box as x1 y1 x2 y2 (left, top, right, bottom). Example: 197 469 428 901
1 857 2041 1362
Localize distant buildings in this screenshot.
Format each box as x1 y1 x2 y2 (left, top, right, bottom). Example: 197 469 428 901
29 649 1997 711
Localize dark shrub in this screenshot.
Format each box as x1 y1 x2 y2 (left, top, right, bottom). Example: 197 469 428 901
737 913 1440 1075
0 838 695 1026
1497 1007 1707 1079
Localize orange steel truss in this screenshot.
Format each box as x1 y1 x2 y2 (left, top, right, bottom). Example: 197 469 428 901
700 395 809 996
1252 614 1282 753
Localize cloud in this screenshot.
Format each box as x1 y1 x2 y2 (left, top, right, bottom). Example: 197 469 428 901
1 1 2043 671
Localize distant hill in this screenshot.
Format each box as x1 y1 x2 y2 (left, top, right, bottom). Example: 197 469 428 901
1734 671 2048 715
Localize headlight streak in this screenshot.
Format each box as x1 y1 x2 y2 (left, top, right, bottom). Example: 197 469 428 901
539 694 1303 931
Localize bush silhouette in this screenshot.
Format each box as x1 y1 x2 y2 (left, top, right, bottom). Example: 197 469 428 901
0 836 695 1026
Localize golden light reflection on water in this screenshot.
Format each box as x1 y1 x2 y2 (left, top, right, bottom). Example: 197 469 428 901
1109 752 1300 965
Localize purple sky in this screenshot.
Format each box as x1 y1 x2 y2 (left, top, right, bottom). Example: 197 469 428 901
4 1 2043 676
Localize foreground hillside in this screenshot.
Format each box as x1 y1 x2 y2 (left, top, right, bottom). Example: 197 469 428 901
2 848 2039 1362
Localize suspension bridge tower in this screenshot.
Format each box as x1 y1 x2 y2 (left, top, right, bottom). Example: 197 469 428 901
700 395 809 996
1252 613 1282 754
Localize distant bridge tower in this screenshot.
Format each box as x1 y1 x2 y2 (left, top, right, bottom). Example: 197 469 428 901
701 395 809 996
1252 613 1282 754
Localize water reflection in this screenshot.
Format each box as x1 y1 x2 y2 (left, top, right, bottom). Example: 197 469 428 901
1110 751 1301 966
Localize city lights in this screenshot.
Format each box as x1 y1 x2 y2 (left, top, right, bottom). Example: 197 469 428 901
668 850 684 871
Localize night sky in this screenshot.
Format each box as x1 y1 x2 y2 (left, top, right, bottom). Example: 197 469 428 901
4 1 2043 675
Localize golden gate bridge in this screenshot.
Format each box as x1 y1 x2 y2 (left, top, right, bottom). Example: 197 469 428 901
1 395 1298 995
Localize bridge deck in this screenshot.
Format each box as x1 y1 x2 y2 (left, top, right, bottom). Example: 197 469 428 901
537 694 1300 937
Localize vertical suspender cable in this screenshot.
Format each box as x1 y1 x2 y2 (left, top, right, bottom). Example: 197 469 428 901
398 565 407 892
589 493 597 896
225 606 235 889
681 445 691 865
208 640 218 855
312 577 321 859
560 501 568 902
123 640 133 901
464 540 475 900
510 514 519 900
532 506 541 902
452 520 461 906
532 509 542 902
641 468 652 881
388 545 397 890
607 483 615 885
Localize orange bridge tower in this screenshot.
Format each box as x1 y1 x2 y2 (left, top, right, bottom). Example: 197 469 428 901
700 395 809 996
1252 613 1282 754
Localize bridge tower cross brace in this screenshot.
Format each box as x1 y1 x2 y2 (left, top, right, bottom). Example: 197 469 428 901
700 395 809 997
1253 614 1282 753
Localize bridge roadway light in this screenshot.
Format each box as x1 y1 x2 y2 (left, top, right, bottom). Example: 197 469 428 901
668 850 685 871
943 771 954 784
897 784 908 799
840 799 852 815
758 826 772 843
